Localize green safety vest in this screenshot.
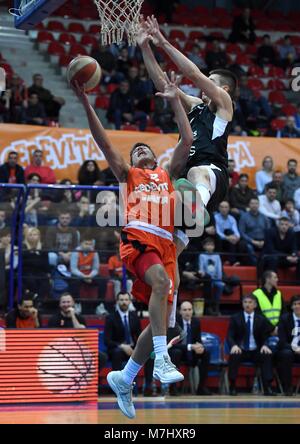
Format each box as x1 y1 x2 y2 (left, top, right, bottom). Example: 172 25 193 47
253 289 282 326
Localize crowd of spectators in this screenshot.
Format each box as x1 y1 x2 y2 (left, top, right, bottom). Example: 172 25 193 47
0 148 299 316
1 6 300 136
0 73 65 125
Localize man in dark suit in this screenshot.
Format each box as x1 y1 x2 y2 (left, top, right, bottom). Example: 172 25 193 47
227 294 276 396
168 301 211 396
104 291 141 370
277 295 300 396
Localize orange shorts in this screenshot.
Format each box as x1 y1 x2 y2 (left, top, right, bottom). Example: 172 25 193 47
120 228 176 305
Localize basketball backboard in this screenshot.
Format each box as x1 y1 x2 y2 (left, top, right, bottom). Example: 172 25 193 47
11 0 67 29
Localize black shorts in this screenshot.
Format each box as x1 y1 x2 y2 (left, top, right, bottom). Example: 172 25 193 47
181 163 229 213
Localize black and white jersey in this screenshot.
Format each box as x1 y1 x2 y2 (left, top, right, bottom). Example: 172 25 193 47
183 103 231 173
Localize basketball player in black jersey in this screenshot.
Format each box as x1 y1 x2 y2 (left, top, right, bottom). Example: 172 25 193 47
137 17 237 251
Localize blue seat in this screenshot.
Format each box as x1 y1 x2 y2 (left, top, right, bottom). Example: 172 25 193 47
201 332 228 394
265 336 279 353
99 330 107 353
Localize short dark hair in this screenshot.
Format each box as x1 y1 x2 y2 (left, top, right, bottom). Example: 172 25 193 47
129 143 156 166
239 173 249 180
81 231 94 242
261 270 276 286
203 237 215 246
249 197 259 203
279 216 290 223
285 199 295 205
8 151 18 158
291 295 300 305
242 293 257 302
288 158 297 165
263 34 270 39
265 183 277 192
116 291 131 300
20 290 36 305
209 69 237 98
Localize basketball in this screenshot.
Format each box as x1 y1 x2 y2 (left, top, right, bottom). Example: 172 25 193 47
66 56 101 91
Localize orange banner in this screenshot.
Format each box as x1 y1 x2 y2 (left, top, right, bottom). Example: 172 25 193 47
0 329 98 404
0 123 299 187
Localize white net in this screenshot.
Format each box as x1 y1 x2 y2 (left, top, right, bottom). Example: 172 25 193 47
9 0 38 17
94 0 144 46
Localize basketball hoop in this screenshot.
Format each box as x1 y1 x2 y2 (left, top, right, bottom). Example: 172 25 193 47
94 0 144 46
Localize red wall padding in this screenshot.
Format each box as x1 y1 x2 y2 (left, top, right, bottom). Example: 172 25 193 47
0 329 98 404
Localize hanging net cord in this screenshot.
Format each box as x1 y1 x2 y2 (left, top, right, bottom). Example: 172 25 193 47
94 0 144 46
9 0 38 17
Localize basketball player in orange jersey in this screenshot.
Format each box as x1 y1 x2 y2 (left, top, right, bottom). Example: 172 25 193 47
73 72 193 419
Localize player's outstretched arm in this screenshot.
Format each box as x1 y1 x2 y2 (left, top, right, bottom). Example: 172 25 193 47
146 15 232 118
137 19 200 113
136 19 166 93
157 72 193 179
73 81 129 183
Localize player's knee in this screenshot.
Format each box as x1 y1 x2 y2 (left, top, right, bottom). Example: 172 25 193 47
152 273 170 297
187 166 210 185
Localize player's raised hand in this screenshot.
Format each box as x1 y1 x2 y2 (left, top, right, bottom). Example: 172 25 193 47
145 15 166 47
136 16 151 47
155 71 181 101
71 80 89 108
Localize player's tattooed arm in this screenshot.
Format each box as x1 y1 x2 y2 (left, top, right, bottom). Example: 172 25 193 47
72 81 129 183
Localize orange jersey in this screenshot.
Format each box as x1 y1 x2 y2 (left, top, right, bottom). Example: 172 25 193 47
108 255 123 278
123 166 175 235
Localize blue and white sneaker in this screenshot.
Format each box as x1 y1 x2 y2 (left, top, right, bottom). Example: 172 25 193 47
153 354 184 384
107 371 136 419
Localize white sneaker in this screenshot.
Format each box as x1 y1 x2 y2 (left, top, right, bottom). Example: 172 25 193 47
107 371 136 419
153 354 184 384
74 302 82 315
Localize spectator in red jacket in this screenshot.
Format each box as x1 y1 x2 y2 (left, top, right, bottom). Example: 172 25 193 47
25 149 56 184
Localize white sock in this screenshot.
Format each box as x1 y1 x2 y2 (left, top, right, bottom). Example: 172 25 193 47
196 183 211 207
121 358 142 385
153 335 168 358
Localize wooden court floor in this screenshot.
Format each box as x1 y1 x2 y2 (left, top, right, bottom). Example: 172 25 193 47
0 396 299 424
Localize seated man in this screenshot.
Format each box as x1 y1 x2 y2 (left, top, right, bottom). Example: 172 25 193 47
70 232 107 302
104 291 141 371
5 291 41 328
214 201 243 265
277 295 300 396
45 209 79 266
258 183 281 225
263 217 300 278
239 197 270 265
47 292 86 328
227 294 275 396
168 301 211 396
229 174 257 218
